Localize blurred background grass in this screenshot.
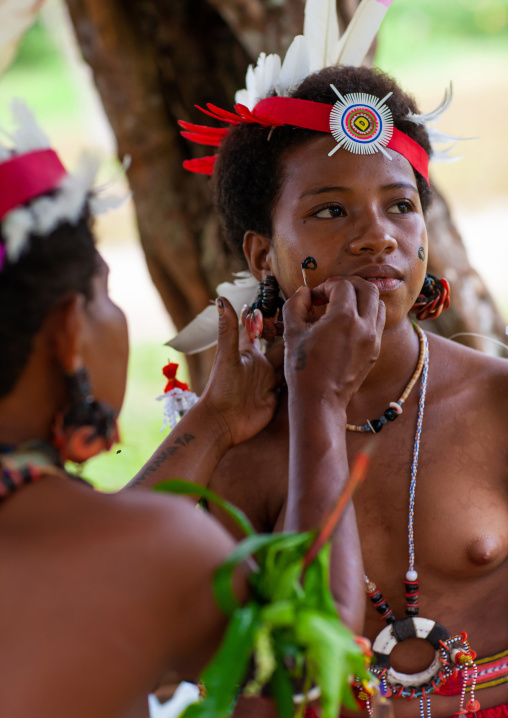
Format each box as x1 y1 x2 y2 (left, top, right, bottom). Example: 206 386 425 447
1 0 507 490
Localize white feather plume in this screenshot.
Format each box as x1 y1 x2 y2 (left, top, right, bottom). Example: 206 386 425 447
3 209 33 261
234 0 393 110
10 98 51 152
166 272 259 354
335 0 391 67
404 85 473 162
275 35 310 97
405 85 453 126
303 0 340 72
235 53 282 110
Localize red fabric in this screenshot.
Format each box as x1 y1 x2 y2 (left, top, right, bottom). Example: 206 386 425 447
387 128 429 183
303 705 508 718
162 362 189 393
436 650 508 696
254 98 429 182
470 705 508 718
181 96 430 182
0 149 67 220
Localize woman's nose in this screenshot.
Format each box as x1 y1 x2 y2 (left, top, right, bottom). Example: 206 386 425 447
346 217 397 255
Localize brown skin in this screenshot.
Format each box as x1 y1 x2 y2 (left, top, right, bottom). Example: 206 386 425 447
0 247 373 716
206 136 508 718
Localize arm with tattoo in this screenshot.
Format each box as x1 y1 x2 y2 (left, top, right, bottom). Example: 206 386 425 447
127 298 278 490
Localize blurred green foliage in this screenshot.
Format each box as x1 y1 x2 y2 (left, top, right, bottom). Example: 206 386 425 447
76 344 191 492
376 0 508 73
386 0 508 38
0 19 79 126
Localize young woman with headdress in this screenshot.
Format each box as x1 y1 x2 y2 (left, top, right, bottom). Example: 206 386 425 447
144 2 508 718
0 99 375 717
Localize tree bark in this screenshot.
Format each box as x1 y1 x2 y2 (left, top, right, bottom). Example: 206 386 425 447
64 0 505 391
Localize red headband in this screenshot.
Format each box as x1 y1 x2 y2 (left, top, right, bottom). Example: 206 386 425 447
0 149 67 221
179 95 429 183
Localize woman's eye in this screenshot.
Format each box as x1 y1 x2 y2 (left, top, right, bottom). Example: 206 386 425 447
314 205 346 219
388 201 413 214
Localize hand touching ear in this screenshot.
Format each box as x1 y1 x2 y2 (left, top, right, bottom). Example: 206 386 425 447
200 297 280 447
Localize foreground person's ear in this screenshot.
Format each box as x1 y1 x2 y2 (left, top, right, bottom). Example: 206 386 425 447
243 231 272 280
50 294 87 373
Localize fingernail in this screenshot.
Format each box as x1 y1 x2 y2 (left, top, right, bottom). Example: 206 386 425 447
216 297 224 316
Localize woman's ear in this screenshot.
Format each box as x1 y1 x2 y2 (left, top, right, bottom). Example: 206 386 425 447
48 294 87 374
243 231 273 280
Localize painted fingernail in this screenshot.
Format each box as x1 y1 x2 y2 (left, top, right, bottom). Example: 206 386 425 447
216 297 224 316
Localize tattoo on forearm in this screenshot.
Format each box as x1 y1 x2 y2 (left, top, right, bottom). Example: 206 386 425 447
130 433 196 487
295 342 307 371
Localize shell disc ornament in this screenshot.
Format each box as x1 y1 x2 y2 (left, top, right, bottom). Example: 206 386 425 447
328 86 394 159
370 617 477 701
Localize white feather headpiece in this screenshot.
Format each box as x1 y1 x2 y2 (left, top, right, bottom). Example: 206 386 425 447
235 0 393 109
0 100 129 266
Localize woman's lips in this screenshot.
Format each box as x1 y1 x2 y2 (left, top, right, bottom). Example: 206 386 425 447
364 277 402 291
353 265 403 292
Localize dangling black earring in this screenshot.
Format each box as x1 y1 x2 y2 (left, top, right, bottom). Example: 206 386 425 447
241 275 284 342
411 273 451 321
51 367 119 463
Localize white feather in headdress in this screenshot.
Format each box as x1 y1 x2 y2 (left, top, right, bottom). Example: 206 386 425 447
235 53 282 109
334 0 392 67
405 85 473 163
166 272 259 354
235 0 392 112
275 36 310 98
405 84 453 126
303 0 341 72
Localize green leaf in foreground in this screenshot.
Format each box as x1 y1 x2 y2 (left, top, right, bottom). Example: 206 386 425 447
155 475 375 718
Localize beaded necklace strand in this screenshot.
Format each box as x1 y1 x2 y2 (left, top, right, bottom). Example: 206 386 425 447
354 331 480 718
346 323 427 433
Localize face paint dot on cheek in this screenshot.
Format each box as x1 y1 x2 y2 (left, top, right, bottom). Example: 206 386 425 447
418 246 425 261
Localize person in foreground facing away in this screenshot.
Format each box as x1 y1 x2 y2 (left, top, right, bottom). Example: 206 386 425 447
0 104 373 718
142 20 508 718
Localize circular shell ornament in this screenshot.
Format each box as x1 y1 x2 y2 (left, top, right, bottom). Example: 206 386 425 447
328 86 394 159
370 617 474 700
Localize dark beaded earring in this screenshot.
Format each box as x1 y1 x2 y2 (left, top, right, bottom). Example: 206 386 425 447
52 367 119 464
241 275 284 342
411 273 450 321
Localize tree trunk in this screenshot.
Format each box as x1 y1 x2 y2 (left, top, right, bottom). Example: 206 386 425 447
64 0 505 391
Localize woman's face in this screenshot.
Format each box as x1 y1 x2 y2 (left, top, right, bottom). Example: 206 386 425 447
80 257 129 413
263 134 428 329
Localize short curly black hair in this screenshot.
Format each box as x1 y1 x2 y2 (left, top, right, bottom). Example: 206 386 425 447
213 65 432 265
0 211 98 398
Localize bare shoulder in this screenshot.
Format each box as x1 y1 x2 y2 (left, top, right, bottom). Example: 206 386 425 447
209 391 290 536
2 478 239 668
0 479 240 716
427 331 508 411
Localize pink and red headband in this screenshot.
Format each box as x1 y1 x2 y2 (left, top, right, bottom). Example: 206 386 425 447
179 90 429 183
0 149 67 222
